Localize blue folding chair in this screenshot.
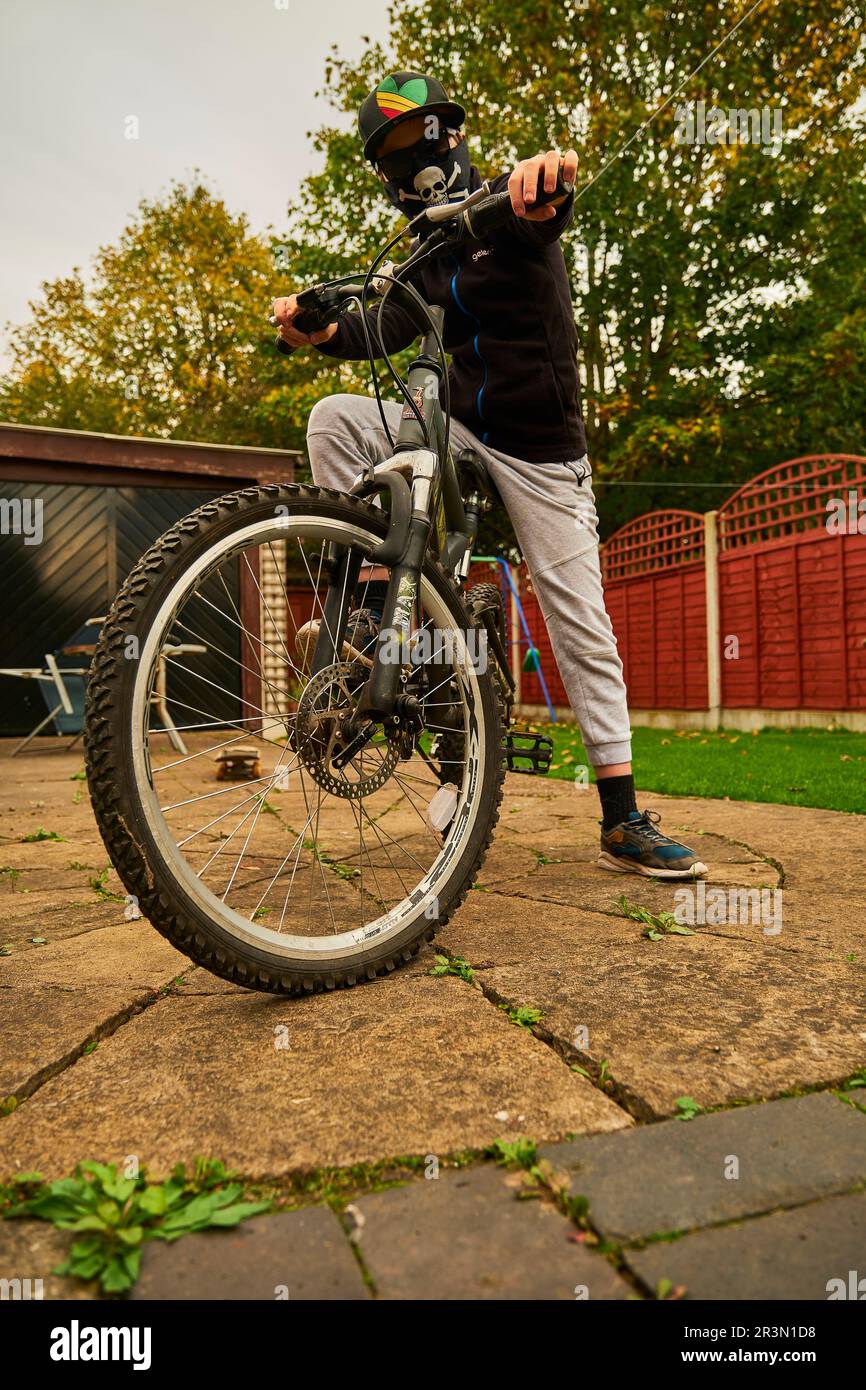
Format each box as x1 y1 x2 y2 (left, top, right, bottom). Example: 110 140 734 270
1 617 103 755
3 619 208 757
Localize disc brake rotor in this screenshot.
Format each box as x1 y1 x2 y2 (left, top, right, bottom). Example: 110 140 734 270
294 662 398 799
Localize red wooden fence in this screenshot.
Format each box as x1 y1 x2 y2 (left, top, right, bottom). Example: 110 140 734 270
592 455 866 717
601 511 709 709
717 455 866 710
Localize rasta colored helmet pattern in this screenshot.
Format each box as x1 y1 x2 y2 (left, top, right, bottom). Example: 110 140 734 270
358 71 466 160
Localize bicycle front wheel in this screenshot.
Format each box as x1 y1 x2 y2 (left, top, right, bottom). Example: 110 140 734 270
84 483 504 994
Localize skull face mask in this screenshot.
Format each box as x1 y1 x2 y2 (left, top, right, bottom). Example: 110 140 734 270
376 132 471 217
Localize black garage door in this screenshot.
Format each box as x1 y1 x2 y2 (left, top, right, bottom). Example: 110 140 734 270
0 482 240 736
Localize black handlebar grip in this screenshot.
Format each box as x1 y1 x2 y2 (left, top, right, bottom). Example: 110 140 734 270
464 171 574 240
530 169 575 208
293 307 327 334
272 304 333 356
464 191 513 239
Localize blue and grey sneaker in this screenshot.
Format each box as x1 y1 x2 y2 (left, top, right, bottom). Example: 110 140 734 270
598 809 708 878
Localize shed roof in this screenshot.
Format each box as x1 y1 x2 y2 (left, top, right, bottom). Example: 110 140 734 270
0 421 301 487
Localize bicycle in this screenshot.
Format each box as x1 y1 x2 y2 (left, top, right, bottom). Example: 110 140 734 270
83 178 565 994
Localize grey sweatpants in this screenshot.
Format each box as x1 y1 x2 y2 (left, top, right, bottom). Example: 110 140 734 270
306 394 632 767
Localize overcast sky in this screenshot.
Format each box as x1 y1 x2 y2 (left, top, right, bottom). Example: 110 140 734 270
0 0 391 350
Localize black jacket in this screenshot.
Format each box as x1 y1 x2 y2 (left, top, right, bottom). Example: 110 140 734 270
315 166 587 462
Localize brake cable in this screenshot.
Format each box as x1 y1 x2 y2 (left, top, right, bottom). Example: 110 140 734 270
344 292 404 457
372 268 452 467
317 209 459 459
354 215 428 445
366 217 459 457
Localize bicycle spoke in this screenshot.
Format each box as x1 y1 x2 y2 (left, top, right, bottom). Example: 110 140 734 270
170 615 298 708
194 589 308 688
155 725 287 776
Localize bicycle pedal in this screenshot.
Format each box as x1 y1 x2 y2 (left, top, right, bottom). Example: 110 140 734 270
503 731 553 775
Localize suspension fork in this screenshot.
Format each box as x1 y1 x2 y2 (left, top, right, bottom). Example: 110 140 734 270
349 307 445 722
310 543 362 676
356 460 434 722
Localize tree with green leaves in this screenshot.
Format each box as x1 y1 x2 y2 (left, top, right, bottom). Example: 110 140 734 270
0 179 354 453
281 0 866 530
2 2 864 535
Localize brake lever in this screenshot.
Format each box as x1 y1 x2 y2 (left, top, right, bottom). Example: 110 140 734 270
370 260 398 296
424 181 493 224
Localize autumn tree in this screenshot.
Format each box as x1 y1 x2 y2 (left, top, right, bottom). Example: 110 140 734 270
0 179 353 452
284 0 866 528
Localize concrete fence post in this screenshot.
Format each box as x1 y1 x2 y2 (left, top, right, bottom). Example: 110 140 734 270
704 510 722 729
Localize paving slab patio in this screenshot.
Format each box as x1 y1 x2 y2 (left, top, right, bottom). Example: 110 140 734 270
0 920 189 1099
538 1092 866 1242
625 1190 866 1301
350 1163 631 1300
448 932 866 1118
2 740 865 1300
0 961 627 1180
130 1206 368 1300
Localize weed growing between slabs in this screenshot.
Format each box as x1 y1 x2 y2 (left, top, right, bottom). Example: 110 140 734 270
1 1160 270 1293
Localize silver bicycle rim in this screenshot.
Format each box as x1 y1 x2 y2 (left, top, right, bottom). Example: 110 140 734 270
128 513 487 961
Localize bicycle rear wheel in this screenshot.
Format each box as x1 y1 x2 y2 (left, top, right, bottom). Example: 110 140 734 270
84 484 504 994
433 579 511 784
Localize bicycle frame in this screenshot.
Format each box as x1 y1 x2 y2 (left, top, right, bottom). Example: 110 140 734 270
296 179 554 732
307 290 492 723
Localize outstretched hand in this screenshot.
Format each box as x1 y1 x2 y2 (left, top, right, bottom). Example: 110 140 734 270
508 149 578 220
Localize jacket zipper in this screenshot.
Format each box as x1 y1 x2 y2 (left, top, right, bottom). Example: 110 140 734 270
449 255 490 444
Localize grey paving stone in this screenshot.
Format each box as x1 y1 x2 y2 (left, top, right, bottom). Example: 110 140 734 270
353 1164 631 1300
841 1089 866 1110
626 1190 866 1300
130 1207 368 1300
0 1219 98 1300
538 1093 866 1242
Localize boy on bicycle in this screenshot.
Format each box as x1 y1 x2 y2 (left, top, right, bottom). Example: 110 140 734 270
273 71 707 880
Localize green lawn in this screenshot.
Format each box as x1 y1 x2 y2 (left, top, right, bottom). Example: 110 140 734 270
527 723 866 815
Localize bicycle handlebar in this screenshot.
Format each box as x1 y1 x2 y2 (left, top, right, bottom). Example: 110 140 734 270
270 171 574 355
270 282 367 356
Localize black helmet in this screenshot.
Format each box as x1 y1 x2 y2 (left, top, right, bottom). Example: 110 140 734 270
358 71 465 161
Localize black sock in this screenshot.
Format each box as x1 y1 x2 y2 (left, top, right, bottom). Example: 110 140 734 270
597 774 638 831
355 579 389 623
